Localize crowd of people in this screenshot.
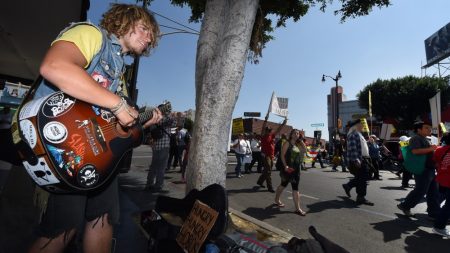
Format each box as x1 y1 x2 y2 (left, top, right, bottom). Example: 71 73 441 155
228 117 450 238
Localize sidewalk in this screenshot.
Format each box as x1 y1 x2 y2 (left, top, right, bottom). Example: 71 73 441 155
0 159 293 253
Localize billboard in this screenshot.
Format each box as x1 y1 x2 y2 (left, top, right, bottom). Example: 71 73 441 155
424 22 450 67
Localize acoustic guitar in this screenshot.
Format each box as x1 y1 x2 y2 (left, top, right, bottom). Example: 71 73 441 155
17 91 171 193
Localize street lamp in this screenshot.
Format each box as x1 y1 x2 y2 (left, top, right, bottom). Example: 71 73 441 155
322 71 342 139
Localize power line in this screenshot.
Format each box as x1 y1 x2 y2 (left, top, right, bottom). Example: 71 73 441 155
151 10 199 34
159 24 198 34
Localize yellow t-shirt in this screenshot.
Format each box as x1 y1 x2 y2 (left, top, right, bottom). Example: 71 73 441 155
52 25 102 68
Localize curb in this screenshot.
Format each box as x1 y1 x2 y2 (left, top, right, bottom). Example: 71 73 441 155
228 207 294 241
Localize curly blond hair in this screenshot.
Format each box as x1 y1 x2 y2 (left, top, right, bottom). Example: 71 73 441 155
100 3 160 55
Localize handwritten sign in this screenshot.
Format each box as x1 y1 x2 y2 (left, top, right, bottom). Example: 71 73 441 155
232 118 244 135
176 200 219 253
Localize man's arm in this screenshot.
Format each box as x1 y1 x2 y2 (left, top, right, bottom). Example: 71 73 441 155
261 112 269 135
411 146 437 155
40 41 139 127
409 137 437 155
274 117 288 135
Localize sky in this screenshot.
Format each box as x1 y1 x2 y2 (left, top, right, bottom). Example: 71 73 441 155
88 0 450 140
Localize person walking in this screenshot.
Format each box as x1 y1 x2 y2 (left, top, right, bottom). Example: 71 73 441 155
311 144 326 168
166 131 178 170
146 116 176 191
397 121 440 218
256 113 287 193
180 129 191 182
332 137 347 172
231 134 250 178
25 4 162 252
342 119 374 206
368 135 382 180
246 134 262 173
432 133 450 237
397 136 413 188
175 126 187 171
274 129 307 216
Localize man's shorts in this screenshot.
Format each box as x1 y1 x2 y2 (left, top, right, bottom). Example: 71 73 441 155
36 177 120 238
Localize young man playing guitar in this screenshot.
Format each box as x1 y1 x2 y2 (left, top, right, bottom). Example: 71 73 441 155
26 4 162 253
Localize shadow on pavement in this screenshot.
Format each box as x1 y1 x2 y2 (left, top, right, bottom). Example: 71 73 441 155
404 229 450 253
370 215 419 242
371 214 450 252
241 204 293 221
380 186 409 191
305 196 356 214
226 186 264 195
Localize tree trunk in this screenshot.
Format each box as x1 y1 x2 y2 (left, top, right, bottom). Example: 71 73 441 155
186 0 259 192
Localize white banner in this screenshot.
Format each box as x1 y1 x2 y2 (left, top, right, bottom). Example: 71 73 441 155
269 92 288 117
429 91 441 134
380 123 394 141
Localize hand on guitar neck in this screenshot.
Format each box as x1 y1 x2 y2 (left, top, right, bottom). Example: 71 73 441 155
142 107 163 129
140 102 172 128
113 99 167 131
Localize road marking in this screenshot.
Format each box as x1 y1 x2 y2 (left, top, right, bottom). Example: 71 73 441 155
286 191 320 200
355 208 397 220
285 191 397 219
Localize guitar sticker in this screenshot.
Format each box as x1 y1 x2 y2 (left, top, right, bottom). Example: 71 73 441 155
91 106 115 123
67 134 86 164
77 119 101 156
77 165 99 187
19 119 37 148
23 157 60 186
63 151 81 177
42 92 75 118
43 121 68 144
19 94 51 120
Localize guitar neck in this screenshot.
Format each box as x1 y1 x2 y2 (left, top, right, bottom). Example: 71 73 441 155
138 107 155 125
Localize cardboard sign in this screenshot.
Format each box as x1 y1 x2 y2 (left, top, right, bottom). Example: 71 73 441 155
232 118 244 135
380 124 394 141
360 118 370 133
176 200 219 253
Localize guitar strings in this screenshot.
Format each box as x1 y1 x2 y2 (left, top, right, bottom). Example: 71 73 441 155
97 110 154 133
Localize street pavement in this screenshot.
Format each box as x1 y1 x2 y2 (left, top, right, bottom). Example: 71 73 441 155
123 146 450 253
225 155 450 253
1 146 450 253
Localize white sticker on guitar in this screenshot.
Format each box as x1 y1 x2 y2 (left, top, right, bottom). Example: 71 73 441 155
42 92 76 118
23 157 60 186
43 121 68 144
19 94 51 120
19 119 37 148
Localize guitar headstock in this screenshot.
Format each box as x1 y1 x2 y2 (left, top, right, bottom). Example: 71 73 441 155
157 101 172 116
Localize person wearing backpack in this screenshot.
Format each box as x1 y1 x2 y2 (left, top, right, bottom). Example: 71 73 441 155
431 133 450 237
397 121 440 218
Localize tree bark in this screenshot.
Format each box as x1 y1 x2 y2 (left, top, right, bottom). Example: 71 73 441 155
186 0 259 192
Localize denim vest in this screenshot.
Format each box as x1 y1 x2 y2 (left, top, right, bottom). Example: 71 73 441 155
34 22 125 99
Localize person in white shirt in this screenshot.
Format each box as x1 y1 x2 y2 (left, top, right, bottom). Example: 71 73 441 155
231 134 251 178
246 134 263 173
